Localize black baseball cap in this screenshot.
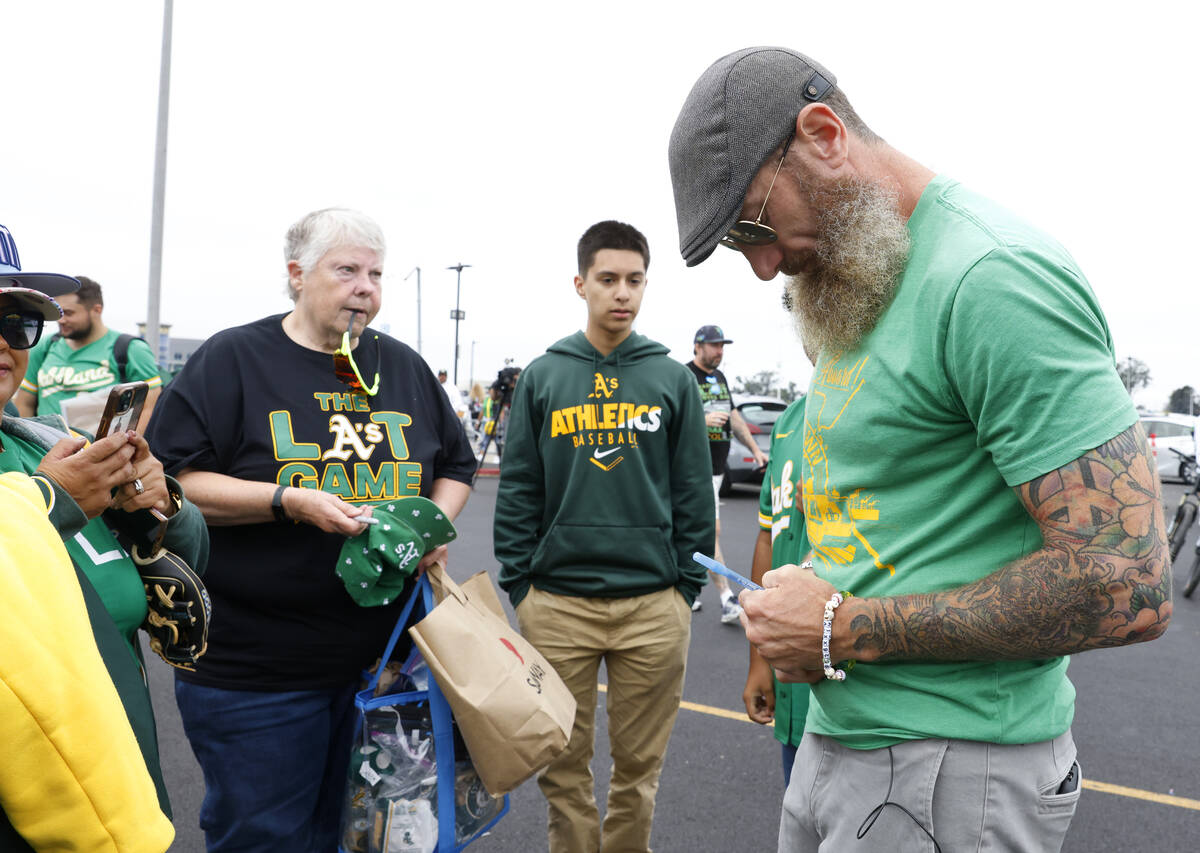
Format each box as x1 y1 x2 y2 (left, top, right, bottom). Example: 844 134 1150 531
694 325 733 344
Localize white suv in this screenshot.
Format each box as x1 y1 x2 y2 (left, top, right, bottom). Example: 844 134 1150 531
1140 413 1198 484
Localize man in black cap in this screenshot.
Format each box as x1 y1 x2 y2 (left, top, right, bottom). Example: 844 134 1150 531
687 323 767 623
669 47 1170 852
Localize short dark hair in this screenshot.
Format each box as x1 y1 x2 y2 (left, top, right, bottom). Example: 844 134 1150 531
72 276 104 308
577 220 650 276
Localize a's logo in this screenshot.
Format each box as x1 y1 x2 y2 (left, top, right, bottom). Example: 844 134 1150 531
588 373 619 399
322 413 382 461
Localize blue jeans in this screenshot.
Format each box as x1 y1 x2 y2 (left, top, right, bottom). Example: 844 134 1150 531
781 742 799 787
175 678 358 853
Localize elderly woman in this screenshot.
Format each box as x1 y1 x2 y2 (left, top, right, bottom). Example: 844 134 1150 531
146 208 475 852
1 226 208 844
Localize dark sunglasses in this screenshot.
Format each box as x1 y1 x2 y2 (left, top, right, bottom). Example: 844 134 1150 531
332 312 380 396
0 310 46 350
720 137 794 251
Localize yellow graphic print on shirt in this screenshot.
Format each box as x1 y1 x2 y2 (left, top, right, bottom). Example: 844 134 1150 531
269 391 423 500
544 372 665 473
803 352 895 575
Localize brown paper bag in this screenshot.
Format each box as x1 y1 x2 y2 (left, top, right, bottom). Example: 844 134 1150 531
408 564 576 796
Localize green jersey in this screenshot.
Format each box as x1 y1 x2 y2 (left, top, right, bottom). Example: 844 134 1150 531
0 432 146 664
802 176 1137 749
21 329 162 416
757 399 810 747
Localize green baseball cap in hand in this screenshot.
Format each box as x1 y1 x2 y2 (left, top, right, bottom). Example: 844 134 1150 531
335 496 458 606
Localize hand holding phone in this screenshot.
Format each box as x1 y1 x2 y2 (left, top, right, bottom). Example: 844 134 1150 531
95 382 150 438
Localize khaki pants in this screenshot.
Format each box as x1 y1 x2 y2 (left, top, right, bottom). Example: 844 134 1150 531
516 585 691 853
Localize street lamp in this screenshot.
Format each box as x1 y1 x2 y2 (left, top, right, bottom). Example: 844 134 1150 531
447 263 471 385
404 266 422 355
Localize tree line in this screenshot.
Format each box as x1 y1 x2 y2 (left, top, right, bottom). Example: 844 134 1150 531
1117 356 1198 415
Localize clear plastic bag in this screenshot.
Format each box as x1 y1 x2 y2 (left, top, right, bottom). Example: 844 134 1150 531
340 668 503 852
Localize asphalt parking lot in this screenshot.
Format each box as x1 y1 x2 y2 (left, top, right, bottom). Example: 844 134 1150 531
148 477 1200 852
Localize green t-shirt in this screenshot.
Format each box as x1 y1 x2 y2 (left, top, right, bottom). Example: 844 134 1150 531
21 329 162 416
757 399 810 748
0 432 147 659
802 176 1137 749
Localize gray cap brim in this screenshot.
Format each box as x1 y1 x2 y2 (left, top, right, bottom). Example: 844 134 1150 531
669 47 836 267
0 286 64 320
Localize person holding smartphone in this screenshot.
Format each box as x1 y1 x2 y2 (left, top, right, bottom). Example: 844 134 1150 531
145 208 475 853
0 222 210 835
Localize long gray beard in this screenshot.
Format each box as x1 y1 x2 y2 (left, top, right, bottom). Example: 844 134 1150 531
783 176 911 355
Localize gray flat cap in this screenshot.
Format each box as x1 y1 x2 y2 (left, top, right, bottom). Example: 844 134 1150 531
669 47 836 267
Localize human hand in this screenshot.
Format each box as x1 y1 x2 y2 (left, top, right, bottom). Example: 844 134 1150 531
705 411 730 428
744 654 776 724
36 432 137 519
416 544 449 577
739 563 839 682
111 433 174 518
282 487 375 535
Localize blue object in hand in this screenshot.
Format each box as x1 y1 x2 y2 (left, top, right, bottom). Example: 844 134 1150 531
692 552 763 591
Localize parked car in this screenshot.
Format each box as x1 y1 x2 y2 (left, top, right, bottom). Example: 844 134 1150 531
722 395 792 494
1140 413 1198 484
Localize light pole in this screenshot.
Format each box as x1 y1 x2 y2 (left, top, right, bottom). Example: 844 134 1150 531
146 0 173 369
447 263 471 385
404 266 422 355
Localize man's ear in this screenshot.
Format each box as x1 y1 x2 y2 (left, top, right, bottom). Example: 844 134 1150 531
574 275 586 299
794 102 848 170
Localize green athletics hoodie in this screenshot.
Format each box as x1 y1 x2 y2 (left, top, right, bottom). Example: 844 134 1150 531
495 330 715 607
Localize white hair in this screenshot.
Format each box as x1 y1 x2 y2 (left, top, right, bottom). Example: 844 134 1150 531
284 208 387 300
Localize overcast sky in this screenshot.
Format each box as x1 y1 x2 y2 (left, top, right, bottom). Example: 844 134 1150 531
4 0 1197 408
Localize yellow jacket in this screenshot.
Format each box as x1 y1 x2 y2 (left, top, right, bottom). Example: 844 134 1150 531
0 472 174 853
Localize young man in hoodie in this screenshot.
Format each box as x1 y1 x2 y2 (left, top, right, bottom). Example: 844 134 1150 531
494 220 714 853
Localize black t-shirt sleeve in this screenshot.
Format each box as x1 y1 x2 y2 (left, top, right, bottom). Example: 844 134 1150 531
146 333 243 475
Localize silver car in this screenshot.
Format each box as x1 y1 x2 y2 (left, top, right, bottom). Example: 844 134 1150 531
721 395 791 495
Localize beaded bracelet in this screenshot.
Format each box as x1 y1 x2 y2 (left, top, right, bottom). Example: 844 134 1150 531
821 592 847 680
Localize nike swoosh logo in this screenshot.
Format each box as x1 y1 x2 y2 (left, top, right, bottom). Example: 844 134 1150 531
774 431 793 439
593 447 622 459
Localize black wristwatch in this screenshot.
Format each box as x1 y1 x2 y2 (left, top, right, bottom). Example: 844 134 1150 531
271 485 289 522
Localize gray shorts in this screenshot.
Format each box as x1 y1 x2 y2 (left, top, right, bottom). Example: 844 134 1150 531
780 730 1080 852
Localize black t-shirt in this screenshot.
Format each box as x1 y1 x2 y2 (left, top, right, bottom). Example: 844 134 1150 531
146 314 475 690
686 361 733 475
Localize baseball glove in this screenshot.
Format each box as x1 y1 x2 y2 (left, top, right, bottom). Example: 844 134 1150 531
131 541 211 671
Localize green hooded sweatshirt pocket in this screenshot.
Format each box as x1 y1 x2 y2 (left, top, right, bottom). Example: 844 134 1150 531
531 523 677 598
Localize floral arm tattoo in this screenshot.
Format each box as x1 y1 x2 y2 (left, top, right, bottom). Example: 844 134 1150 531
847 423 1172 662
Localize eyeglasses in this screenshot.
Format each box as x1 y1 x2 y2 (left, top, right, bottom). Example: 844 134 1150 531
332 313 380 396
0 310 45 350
720 137 793 251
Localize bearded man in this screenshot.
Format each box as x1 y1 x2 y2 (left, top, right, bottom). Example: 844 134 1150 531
669 47 1170 853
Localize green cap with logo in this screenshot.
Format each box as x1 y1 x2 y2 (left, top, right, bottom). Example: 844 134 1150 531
335 496 457 606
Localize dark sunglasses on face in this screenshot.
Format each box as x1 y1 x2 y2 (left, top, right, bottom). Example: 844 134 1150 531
332 312 380 396
0 310 45 350
720 136 794 251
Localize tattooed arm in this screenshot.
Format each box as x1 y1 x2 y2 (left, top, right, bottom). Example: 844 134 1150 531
742 424 1172 681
